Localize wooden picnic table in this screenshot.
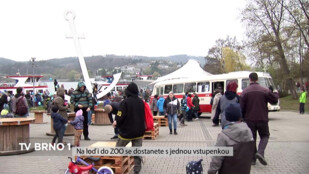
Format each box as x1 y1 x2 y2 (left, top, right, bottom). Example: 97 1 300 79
32 110 47 124
93 109 111 125
0 117 35 155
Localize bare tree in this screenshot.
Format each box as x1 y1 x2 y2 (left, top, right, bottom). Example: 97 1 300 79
242 0 298 98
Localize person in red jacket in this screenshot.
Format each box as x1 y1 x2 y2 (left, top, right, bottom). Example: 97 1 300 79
186 94 194 121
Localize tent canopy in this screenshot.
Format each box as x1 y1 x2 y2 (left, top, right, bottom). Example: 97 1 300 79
152 59 212 84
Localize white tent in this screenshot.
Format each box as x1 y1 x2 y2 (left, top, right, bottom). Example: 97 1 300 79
152 59 212 84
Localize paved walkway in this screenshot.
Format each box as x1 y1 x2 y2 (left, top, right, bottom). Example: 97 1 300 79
0 111 309 174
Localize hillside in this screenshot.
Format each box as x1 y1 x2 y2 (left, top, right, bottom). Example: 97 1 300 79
0 55 205 81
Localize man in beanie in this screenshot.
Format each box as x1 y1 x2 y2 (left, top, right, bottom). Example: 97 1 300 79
240 72 279 165
70 82 93 140
208 103 254 174
112 82 145 174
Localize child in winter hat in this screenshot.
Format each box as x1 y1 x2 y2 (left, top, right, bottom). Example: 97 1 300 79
69 109 84 147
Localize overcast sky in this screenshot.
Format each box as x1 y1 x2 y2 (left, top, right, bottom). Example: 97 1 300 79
0 0 246 62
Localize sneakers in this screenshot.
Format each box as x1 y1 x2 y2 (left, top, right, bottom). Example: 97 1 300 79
111 135 118 140
194 118 199 120
84 137 91 141
256 153 267 165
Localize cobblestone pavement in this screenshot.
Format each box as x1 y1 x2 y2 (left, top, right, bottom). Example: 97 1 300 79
0 111 308 174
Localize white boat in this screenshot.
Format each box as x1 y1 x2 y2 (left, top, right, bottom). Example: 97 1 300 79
0 75 48 94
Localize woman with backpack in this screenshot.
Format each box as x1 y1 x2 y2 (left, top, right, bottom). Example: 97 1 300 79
213 81 240 128
12 87 29 117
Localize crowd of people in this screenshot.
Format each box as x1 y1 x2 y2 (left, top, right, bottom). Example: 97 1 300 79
149 91 201 135
0 72 306 174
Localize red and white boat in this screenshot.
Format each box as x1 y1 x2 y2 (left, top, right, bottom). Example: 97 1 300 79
0 75 48 94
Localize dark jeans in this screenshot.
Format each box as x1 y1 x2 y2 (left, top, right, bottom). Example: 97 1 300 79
300 103 305 114
186 109 193 121
246 120 270 160
75 107 89 138
108 114 119 136
52 126 65 144
193 110 198 118
116 138 143 174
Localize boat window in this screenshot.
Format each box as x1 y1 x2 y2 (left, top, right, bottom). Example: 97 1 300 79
116 87 122 91
197 82 210 93
184 83 196 93
173 84 184 94
242 79 250 89
164 85 172 94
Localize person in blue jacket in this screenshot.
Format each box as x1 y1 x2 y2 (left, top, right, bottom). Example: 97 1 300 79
157 95 165 115
51 105 67 145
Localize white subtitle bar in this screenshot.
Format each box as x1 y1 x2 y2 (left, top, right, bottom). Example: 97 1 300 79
72 147 233 157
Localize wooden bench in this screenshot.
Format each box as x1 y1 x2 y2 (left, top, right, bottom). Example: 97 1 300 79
0 118 35 155
79 142 134 174
144 123 159 140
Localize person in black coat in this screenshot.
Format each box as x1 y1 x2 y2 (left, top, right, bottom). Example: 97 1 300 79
113 82 145 174
0 93 8 113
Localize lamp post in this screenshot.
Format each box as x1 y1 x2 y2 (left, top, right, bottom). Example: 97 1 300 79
31 57 36 103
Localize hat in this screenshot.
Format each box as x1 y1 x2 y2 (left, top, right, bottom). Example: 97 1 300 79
169 91 174 95
76 109 83 117
225 103 242 122
125 82 139 97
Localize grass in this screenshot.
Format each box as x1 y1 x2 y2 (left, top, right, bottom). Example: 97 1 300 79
279 95 308 113
30 106 45 112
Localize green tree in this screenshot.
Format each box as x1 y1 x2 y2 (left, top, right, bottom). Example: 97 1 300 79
222 47 251 72
204 36 245 74
152 71 160 80
67 70 79 81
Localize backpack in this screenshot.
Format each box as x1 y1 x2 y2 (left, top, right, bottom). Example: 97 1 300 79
16 97 28 116
186 159 203 174
144 101 154 131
